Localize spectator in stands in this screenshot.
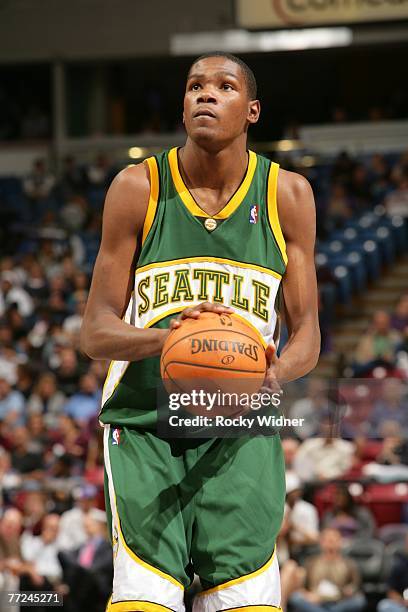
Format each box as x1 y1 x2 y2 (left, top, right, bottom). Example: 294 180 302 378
58 508 112 612
84 427 104 487
62 296 87 345
326 183 353 228
282 438 300 471
63 373 101 425
26 414 50 455
86 153 113 190
19 513 62 591
54 416 89 468
349 164 372 210
0 446 20 504
24 261 49 306
0 320 21 385
395 325 408 376
278 472 319 564
0 507 23 562
391 294 408 332
21 488 47 535
0 508 23 594
375 425 408 467
60 195 89 232
385 172 408 219
331 152 355 187
293 416 355 482
0 273 34 318
290 379 329 439
15 364 34 400
363 422 408 482
390 151 408 191
321 484 375 540
58 484 99 552
0 257 27 286
23 159 55 210
290 528 365 612
6 304 30 344
377 533 408 612
53 348 82 397
57 155 86 200
354 311 401 374
0 375 25 425
10 428 44 479
369 154 392 204
370 378 408 438
27 372 66 428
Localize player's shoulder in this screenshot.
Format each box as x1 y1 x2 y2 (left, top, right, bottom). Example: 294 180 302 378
102 161 152 231
109 160 151 196
276 168 315 236
277 168 314 204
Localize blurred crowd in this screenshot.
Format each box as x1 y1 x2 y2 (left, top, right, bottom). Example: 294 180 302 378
0 149 406 611
313 151 408 239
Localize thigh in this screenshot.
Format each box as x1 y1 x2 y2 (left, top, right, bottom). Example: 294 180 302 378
190 435 285 609
104 425 191 611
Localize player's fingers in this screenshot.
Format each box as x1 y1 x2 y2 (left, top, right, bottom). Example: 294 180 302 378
197 302 234 313
262 371 282 394
179 307 202 320
265 343 278 366
180 302 233 320
169 318 181 330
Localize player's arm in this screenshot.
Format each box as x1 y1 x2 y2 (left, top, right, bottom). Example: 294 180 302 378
80 163 169 361
266 170 320 384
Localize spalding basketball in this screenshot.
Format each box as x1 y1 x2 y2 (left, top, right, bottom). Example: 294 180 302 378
160 312 267 416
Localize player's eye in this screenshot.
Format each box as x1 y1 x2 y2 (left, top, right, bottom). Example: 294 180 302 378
191 83 201 91
222 83 233 91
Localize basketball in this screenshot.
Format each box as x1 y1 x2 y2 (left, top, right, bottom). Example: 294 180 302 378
160 312 267 415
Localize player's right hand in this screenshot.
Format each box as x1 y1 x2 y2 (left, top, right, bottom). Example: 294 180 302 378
170 302 234 330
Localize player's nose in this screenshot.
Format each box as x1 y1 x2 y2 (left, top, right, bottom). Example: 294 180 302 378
197 90 217 104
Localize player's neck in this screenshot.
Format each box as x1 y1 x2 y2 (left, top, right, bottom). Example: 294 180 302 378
179 138 249 190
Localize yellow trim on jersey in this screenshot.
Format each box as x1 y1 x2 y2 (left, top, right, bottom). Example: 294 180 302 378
136 256 282 281
109 454 184 591
198 547 276 597
102 360 114 399
145 306 185 329
142 156 160 245
106 597 174 612
101 361 130 408
267 163 288 266
232 312 267 348
168 147 257 219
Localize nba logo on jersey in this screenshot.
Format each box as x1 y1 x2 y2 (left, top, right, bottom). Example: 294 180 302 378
249 204 258 224
112 427 121 445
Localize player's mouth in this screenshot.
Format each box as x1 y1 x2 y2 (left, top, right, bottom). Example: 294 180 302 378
193 108 217 119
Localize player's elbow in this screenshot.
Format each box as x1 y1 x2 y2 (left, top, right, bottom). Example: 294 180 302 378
79 319 100 360
307 325 321 372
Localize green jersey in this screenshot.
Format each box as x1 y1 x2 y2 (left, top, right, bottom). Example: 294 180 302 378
100 147 287 428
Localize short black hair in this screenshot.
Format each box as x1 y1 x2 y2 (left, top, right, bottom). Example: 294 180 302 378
188 52 257 100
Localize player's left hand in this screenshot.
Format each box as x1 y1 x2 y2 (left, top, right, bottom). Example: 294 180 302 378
262 343 282 394
169 302 233 330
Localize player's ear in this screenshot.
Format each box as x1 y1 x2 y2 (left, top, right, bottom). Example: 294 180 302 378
247 100 260 125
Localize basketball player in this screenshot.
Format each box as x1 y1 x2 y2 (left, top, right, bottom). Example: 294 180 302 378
81 52 320 611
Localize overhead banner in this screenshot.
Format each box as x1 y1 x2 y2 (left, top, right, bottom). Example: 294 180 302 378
236 0 408 28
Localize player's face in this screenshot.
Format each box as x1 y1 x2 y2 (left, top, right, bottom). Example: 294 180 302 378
183 57 260 149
